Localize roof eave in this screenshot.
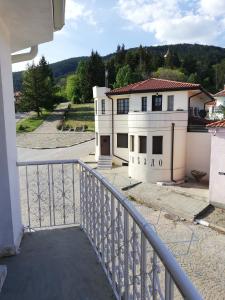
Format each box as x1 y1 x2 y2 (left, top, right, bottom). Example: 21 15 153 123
106 86 201 96
52 0 65 31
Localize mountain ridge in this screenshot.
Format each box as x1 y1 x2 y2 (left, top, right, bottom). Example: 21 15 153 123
13 43 225 92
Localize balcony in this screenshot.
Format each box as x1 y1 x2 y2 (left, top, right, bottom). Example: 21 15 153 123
0 160 201 299
128 111 188 130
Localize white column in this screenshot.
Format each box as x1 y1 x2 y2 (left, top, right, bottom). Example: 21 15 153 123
0 23 23 256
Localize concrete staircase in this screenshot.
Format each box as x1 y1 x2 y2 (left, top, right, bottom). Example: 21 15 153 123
97 156 112 169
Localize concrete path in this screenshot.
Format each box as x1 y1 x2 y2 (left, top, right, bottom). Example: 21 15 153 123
0 227 115 300
100 166 209 221
16 103 94 149
15 112 30 123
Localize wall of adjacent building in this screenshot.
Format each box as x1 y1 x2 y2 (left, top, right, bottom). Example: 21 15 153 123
186 132 211 181
209 129 225 208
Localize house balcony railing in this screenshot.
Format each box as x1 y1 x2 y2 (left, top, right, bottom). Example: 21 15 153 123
17 159 202 300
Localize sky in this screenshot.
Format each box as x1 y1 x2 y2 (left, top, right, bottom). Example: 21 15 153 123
12 0 225 72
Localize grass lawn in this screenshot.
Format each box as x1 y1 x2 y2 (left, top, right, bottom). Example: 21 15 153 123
64 103 94 131
16 110 51 133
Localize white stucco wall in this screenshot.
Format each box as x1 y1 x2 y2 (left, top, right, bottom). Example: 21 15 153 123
209 129 225 208
186 132 211 181
0 22 22 256
128 111 188 182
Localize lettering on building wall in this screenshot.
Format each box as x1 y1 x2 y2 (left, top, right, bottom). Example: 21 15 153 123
130 156 163 167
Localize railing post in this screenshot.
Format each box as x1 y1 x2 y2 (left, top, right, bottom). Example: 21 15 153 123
124 209 129 299
111 194 116 287
152 251 158 300
165 270 174 300
141 232 147 300
25 166 31 229
100 182 105 262
79 164 83 228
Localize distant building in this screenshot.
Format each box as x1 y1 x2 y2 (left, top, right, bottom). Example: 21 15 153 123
93 78 213 183
207 86 225 120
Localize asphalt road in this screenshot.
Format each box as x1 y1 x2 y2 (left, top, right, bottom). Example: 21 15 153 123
17 139 95 162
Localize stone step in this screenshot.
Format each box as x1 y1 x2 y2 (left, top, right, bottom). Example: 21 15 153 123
0 265 7 293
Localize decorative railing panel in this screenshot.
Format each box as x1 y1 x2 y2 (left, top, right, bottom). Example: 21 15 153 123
18 161 80 228
17 159 202 300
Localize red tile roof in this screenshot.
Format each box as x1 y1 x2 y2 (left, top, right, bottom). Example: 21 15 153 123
107 78 201 95
207 120 225 128
206 100 216 106
214 90 225 97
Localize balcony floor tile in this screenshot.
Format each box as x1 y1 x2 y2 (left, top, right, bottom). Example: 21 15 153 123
0 227 115 300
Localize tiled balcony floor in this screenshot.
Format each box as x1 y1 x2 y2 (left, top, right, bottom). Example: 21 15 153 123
0 227 115 300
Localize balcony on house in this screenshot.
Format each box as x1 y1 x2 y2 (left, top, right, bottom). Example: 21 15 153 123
0 159 202 299
128 110 188 129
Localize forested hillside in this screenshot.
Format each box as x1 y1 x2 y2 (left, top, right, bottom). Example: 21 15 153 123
13 43 225 100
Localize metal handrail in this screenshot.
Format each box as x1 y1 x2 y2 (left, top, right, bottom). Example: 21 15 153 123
17 159 202 299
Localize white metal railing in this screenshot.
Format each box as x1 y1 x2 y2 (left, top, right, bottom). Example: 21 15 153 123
17 159 202 300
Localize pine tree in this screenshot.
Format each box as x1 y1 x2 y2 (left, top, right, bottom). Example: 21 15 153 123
20 57 55 115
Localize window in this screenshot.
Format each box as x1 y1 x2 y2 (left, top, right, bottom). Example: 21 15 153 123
142 97 147 112
95 100 97 115
139 136 147 153
117 133 128 148
117 98 129 114
96 133 98 146
167 95 174 111
194 107 198 116
189 107 193 116
152 95 162 111
152 136 163 154
130 135 134 152
101 99 105 114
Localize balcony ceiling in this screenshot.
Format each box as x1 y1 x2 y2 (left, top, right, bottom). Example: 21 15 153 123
0 0 62 52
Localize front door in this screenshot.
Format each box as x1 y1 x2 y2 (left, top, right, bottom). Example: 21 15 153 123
100 135 110 156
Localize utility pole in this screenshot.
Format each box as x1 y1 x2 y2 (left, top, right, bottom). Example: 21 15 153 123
105 68 108 88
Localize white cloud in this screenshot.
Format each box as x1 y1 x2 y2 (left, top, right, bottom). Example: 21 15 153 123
200 0 225 17
117 0 225 45
55 0 98 36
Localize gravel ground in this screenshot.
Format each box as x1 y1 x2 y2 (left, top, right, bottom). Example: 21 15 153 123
134 203 225 300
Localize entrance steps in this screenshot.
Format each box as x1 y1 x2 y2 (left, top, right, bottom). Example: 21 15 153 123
97 156 112 169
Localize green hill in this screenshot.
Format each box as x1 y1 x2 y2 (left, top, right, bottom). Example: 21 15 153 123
13 43 225 92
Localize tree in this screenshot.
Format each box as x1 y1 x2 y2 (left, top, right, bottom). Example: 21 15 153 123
65 74 81 103
20 63 43 116
153 67 186 82
113 65 141 88
165 50 181 69
37 56 55 109
20 57 55 115
76 51 105 102
182 55 197 75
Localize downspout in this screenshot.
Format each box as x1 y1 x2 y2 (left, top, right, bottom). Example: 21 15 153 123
171 123 175 182
11 45 38 64
107 94 128 163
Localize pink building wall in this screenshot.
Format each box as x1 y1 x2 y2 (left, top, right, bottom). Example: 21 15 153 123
209 128 225 208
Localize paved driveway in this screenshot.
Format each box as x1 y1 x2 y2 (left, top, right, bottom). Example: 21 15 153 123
17 139 95 162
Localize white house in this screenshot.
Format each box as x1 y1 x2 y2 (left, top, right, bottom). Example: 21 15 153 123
207 87 225 120
207 120 225 209
93 78 213 183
